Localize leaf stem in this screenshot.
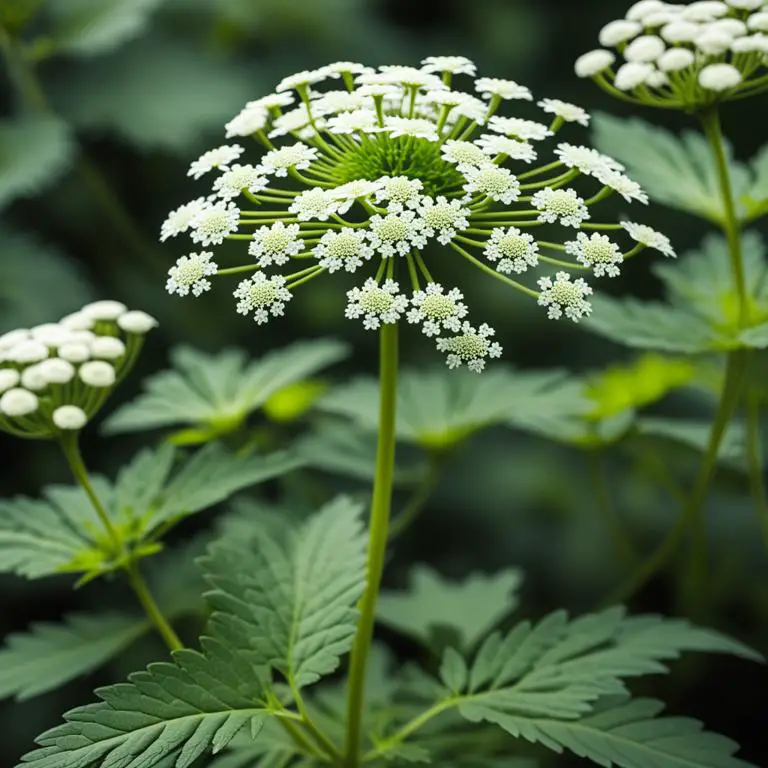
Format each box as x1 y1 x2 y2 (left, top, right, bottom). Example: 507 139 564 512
344 323 399 766
289 679 343 762
125 560 183 652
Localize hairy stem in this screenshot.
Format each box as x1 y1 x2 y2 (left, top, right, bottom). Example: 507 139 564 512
344 323 399 766
58 433 183 652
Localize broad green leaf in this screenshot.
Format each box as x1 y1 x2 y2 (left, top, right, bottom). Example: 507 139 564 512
0 115 73 209
0 226 93 327
205 719 304 768
0 612 147 701
45 0 165 57
742 143 768 222
202 496 367 688
635 417 745 463
319 367 588 450
377 566 523 651
104 339 348 437
0 443 299 582
459 697 755 768
52 35 269 152
591 112 749 223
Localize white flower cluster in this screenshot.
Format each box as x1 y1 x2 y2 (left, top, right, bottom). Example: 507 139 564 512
162 56 671 371
0 302 157 437
576 0 768 105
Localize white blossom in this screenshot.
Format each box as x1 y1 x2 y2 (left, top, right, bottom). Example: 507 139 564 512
36 358 75 384
537 272 593 322
475 78 532 101
79 361 116 388
82 301 127 322
21 366 48 391
190 200 240 245
314 229 374 273
234 273 292 324
731 33 768 52
160 198 207 241
421 56 476 75
565 232 624 277
462 166 520 204
367 211 427 257
726 0 762 10
30 324 72 347
695 28 735 54
258 142 319 177
599 19 643 46
660 20 702 43
418 196 469 244
681 2 729 22
407 283 468 336
52 405 88 431
225 104 269 138
614 62 655 90
377 65 446 90
212 165 268 200
166 251 218 297
188 145 244 180
0 388 38 417
384 116 440 141
0 369 20 393
251 93 296 110
484 227 540 274
645 69 670 89
436 322 502 373
597 170 649 204
425 90 487 121
118 311 159 334
0 329 30 351
441 140 494 170
658 48 696 71
58 343 91 363
248 222 304 267
345 279 408 330
624 34 667 62
699 63 743 91
622 220 676 257
90 337 127 360
58 312 93 331
555 143 624 177
488 116 552 141
313 90 369 114
276 68 331 92
537 99 590 127
374 176 424 211
332 179 385 205
269 105 314 138
289 188 343 221
531 188 589 228
575 49 617 78
327 109 381 134
474 135 537 163
5 340 49 364
748 13 768 32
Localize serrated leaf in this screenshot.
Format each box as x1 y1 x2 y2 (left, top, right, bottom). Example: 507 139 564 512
439 648 468 695
20 640 270 768
0 443 299 581
45 0 165 57
460 696 755 768
0 115 74 209
202 496 367 688
742 143 768 222
381 743 432 763
104 339 348 436
0 612 146 701
591 113 749 223
0 226 93 327
377 566 522 652
205 719 303 768
319 367 588 449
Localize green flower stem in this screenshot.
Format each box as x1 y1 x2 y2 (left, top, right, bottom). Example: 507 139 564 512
412 250 434 283
745 393 768 555
600 349 748 607
344 323 399 767
517 160 563 180
539 255 587 270
581 222 623 231
58 433 183 652
216 264 260 276
699 107 749 326
450 243 539 298
279 718 328 761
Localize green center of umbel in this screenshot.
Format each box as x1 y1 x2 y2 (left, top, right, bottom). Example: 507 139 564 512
333 135 464 196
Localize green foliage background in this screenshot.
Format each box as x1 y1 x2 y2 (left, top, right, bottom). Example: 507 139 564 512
1 0 766 765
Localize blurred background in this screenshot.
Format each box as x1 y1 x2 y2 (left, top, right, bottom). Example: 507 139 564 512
0 0 766 765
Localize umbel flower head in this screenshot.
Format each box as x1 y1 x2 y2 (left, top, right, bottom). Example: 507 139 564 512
576 0 768 109
0 301 157 439
162 56 670 372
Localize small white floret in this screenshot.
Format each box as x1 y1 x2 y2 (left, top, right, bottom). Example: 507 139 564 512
6 340 49 364
90 337 127 360
657 48 696 71
166 252 218 297
58 343 91 363
36 358 75 384
233 273 292 324
537 272 593 322
79 361 116 388
52 405 88 431
435 322 502 373
614 62 655 91
0 388 38 417
599 19 643 46
345 279 408 331
699 63 743 91
188 145 244 180
0 369 20 393
575 50 616 78
248 222 304 267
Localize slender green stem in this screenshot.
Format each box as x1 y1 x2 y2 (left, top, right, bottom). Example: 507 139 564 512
389 453 444 541
344 323 399 767
745 393 768 554
126 561 183 651
289 680 343 762
600 350 747 606
58 433 183 652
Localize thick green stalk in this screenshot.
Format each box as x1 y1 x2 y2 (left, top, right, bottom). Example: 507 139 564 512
344 323 399 767
58 433 183 652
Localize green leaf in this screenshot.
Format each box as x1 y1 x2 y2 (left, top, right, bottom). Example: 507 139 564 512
202 496 367 688
205 719 305 768
0 443 299 582
104 339 348 436
0 225 93 327
741 143 768 222
0 115 74 209
20 641 270 768
591 112 749 223
45 0 165 57
381 743 432 763
377 566 523 652
0 612 147 701
460 696 755 768
319 367 588 449
635 417 745 462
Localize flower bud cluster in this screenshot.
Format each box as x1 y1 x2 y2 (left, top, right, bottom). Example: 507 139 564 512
576 0 768 107
0 302 157 438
